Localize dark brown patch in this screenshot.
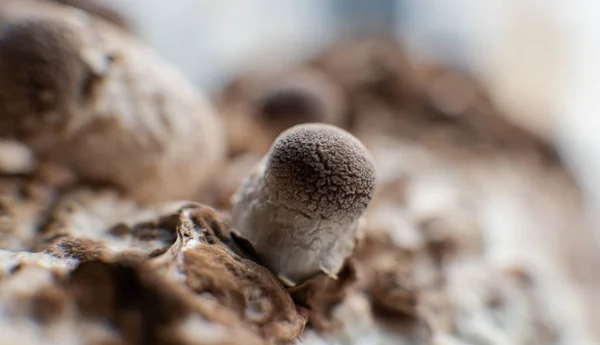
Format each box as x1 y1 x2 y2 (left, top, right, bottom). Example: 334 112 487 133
109 222 130 237
68 260 191 345
45 237 105 262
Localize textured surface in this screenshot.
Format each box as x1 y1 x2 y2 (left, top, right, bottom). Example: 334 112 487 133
0 9 598 345
266 124 375 221
231 124 375 286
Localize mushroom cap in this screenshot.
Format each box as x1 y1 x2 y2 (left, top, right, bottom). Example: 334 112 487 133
254 86 327 127
250 68 346 133
0 17 86 138
264 123 376 221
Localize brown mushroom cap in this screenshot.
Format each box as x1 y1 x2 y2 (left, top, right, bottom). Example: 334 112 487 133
0 17 86 138
264 123 376 221
254 86 328 129
250 69 346 131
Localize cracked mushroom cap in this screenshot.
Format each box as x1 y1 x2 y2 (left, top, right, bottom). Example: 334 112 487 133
264 123 376 221
0 17 86 138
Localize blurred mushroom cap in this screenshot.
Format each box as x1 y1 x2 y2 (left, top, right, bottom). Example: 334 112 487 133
0 17 87 138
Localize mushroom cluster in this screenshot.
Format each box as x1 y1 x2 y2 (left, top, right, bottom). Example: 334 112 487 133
0 1 598 345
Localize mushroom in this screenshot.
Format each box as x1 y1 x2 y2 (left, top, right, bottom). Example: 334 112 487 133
0 17 87 141
231 123 376 286
0 0 225 203
220 67 346 156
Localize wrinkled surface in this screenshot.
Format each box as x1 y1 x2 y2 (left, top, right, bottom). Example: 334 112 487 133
265 124 375 221
0 18 599 345
0 198 306 345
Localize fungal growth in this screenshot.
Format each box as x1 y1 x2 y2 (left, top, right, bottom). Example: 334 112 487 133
0 17 86 139
0 0 225 203
221 68 346 155
251 69 346 132
231 123 376 286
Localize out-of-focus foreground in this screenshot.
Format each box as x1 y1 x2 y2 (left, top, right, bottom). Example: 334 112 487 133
0 1 599 345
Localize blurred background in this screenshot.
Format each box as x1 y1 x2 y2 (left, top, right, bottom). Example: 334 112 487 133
99 0 600 234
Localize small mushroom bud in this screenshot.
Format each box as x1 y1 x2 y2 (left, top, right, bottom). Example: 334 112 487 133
250 69 346 132
231 123 376 286
0 0 225 203
220 67 346 155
